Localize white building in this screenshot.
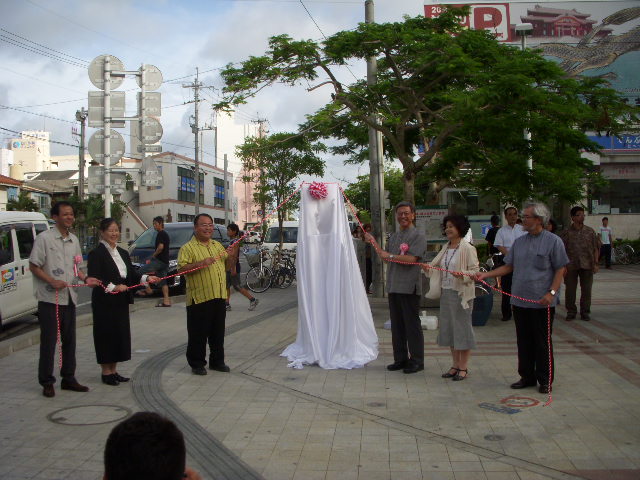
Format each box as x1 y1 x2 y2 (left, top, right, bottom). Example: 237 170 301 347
119 152 234 243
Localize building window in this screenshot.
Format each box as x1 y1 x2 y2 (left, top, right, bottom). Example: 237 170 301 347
177 166 203 204
214 218 225 225
7 187 18 202
214 177 225 208
178 213 195 223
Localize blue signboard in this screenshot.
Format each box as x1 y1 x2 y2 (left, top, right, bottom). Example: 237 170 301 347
588 135 640 153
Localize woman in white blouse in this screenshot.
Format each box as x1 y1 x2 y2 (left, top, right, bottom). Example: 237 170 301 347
88 218 158 386
422 215 479 381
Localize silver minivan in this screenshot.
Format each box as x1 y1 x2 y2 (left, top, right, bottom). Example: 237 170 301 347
0 211 49 330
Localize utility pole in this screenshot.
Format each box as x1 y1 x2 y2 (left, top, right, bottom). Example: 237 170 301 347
104 56 112 218
185 68 202 215
75 108 87 200
366 0 386 297
184 68 215 216
253 119 268 229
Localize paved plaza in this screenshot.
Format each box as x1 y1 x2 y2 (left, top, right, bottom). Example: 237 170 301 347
1 264 639 480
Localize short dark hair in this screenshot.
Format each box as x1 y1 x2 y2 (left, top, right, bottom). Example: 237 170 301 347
570 206 585 217
193 213 213 226
442 214 470 238
395 201 416 214
50 201 73 217
504 206 518 216
547 218 557 233
227 223 239 235
104 412 186 480
153 216 164 225
99 218 119 232
490 215 500 226
602 217 608 222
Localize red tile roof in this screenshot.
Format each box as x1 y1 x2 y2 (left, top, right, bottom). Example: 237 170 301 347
0 174 22 186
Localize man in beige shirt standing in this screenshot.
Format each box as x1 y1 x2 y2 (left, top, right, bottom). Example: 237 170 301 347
29 201 99 397
559 206 601 321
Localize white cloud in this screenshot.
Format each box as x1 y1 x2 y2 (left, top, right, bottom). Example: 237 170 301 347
0 0 423 183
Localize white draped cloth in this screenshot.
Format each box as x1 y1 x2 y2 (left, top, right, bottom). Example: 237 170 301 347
281 183 378 369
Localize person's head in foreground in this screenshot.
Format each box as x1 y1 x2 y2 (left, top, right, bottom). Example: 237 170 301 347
104 411 199 480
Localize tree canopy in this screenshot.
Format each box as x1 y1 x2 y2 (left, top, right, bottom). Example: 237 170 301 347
7 191 39 212
236 132 325 247
215 8 636 206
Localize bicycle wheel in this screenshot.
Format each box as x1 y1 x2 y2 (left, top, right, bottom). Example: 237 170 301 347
615 246 631 265
623 245 636 265
246 266 272 293
275 267 294 289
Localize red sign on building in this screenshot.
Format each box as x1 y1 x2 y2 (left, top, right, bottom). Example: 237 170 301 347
424 3 512 41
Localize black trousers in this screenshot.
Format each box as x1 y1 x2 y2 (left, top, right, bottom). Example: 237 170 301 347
501 272 514 320
600 244 612 268
38 301 77 386
513 306 554 386
388 293 424 365
186 298 227 369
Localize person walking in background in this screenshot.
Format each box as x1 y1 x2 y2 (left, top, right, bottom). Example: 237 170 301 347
559 206 601 321
88 218 159 386
476 202 568 394
599 217 613 269
178 214 230 375
365 202 427 374
422 215 479 381
29 201 99 398
494 207 527 321
225 223 259 311
545 218 558 234
136 216 171 307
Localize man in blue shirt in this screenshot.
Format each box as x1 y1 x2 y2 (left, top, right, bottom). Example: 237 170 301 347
477 202 568 394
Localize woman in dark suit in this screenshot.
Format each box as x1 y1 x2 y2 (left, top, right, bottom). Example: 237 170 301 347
88 218 159 386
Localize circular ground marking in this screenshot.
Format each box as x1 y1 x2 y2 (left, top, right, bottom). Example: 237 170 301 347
47 405 131 426
484 434 505 441
500 396 540 408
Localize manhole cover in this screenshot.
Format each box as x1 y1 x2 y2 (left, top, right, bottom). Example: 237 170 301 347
500 396 540 408
484 434 505 441
47 405 131 426
367 402 386 407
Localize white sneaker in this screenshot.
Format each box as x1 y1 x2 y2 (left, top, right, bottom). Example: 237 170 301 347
248 298 259 311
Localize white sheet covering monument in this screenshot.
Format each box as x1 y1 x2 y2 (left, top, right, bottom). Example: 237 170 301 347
281 183 378 369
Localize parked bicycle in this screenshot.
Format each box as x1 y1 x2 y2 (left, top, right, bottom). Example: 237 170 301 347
613 241 638 265
243 247 296 293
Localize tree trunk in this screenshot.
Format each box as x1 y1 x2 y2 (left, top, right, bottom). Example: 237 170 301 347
403 169 416 205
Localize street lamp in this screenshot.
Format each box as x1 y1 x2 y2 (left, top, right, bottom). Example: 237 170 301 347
515 23 533 50
75 108 88 200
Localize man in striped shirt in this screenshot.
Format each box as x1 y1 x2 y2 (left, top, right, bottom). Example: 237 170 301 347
178 214 229 375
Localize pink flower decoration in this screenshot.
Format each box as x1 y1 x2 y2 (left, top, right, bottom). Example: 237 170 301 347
308 182 328 200
399 243 409 255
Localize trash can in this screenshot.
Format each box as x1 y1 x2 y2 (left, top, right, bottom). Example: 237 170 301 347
472 285 493 326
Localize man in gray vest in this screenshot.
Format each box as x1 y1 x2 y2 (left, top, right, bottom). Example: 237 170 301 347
366 201 427 374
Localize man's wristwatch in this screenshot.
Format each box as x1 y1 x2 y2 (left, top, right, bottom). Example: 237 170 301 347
548 289 556 296
389 254 395 261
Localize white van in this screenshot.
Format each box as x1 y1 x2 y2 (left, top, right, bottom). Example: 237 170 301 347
0 211 49 330
262 221 299 252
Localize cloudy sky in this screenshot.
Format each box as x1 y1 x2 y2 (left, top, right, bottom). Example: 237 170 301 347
0 0 426 184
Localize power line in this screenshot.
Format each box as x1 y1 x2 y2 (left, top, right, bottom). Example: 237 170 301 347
0 28 89 67
0 66 85 94
0 104 76 124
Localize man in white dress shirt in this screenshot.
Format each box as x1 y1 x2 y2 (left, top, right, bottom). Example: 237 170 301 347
494 207 527 321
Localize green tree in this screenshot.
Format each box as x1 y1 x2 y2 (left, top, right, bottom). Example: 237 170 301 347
236 132 325 248
215 8 636 206
343 167 404 214
7 191 39 212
